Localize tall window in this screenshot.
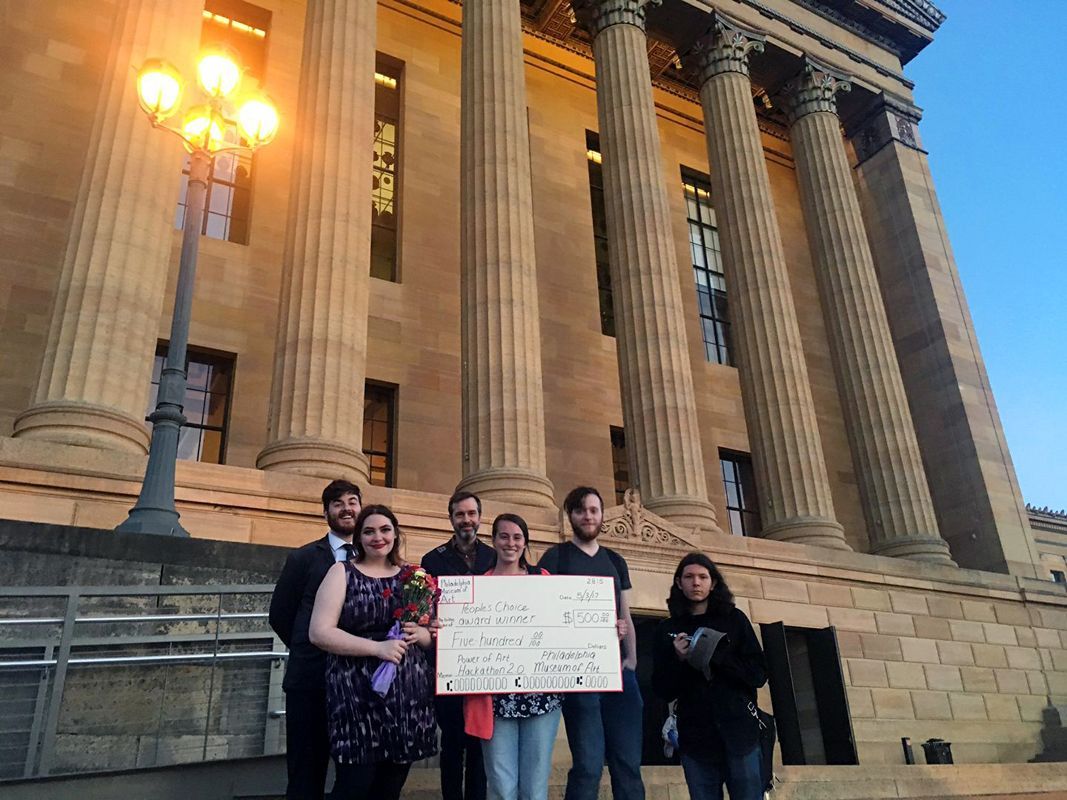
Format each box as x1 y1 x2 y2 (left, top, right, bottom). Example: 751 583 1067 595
683 168 732 365
586 131 615 337
610 426 629 505
720 450 761 537
175 1 271 245
363 382 397 487
372 56 403 281
147 345 235 464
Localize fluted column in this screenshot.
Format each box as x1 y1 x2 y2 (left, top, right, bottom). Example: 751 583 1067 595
686 15 848 549
572 0 720 534
780 58 954 564
456 0 555 507
12 0 202 453
256 0 375 482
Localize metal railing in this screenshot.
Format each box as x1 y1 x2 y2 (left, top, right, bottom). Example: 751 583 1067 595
0 584 287 780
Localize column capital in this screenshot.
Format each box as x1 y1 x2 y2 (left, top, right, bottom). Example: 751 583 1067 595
571 0 661 37
687 10 766 83
779 56 852 124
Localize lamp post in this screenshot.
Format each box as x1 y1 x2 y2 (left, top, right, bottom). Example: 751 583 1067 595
116 49 279 537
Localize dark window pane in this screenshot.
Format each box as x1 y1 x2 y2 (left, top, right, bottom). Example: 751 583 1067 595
186 362 210 391
370 226 398 282
204 392 228 428
183 391 208 427
370 58 403 282
720 450 761 538
363 383 397 487
146 343 234 465
683 168 731 365
610 426 628 506
587 132 615 338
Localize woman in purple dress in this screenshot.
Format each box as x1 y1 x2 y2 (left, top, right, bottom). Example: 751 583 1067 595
310 504 437 799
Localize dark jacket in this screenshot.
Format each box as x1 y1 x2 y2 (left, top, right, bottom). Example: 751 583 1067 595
420 538 496 578
269 535 335 693
652 605 767 758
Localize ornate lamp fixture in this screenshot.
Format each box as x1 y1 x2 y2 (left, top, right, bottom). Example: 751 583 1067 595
117 48 278 537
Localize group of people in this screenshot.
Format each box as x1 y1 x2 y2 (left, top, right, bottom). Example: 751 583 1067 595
269 478 768 800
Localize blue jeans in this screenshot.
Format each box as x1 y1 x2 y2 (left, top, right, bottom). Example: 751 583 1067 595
482 708 561 800
561 668 645 800
681 746 763 800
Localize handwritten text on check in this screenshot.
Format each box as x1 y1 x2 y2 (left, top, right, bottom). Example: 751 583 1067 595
435 575 622 695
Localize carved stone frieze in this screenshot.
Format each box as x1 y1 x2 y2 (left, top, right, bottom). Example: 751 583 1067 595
687 10 766 83
571 0 661 37
778 57 853 125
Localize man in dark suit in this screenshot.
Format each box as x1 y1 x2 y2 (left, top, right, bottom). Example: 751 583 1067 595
269 479 362 800
421 490 495 800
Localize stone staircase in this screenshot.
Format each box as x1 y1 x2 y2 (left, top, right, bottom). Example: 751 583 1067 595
303 763 1067 800
6 760 1067 800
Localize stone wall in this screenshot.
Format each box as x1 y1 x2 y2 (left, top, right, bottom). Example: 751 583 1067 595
0 520 288 777
614 508 1067 765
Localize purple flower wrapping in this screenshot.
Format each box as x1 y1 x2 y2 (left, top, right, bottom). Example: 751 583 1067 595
370 621 404 697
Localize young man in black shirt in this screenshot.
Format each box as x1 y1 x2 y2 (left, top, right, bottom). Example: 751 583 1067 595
421 490 495 800
538 486 645 800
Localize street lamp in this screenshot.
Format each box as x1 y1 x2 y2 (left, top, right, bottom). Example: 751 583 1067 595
116 48 278 537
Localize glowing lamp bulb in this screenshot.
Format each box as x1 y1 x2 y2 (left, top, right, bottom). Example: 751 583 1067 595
236 93 279 148
196 49 241 98
181 106 225 152
136 59 183 121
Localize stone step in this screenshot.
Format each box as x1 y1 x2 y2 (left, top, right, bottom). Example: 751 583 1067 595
240 763 1067 800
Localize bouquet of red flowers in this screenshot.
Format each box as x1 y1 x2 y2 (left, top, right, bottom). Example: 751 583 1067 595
372 565 440 697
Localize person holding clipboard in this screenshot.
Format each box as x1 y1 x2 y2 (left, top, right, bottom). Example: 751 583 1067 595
536 486 645 800
464 513 562 800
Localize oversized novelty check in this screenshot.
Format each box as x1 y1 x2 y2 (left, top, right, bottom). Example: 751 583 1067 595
435 575 622 695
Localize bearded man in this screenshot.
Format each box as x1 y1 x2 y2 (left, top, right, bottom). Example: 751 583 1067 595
421 490 494 800
537 485 645 800
269 479 362 800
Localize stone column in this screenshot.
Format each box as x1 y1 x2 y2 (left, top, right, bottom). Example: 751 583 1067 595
686 15 848 549
780 59 954 564
455 0 555 507
572 0 720 534
256 0 375 482
852 95 1039 575
12 0 202 453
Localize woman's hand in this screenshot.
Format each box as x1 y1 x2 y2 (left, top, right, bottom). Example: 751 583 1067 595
377 637 409 664
616 617 629 641
672 633 691 661
402 621 432 649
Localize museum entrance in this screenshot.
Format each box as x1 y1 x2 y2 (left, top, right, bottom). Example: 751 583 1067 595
762 622 858 765
633 615 677 765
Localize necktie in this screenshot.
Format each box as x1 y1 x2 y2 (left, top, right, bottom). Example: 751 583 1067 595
342 543 356 562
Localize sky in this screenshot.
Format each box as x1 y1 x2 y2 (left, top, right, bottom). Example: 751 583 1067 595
904 0 1066 510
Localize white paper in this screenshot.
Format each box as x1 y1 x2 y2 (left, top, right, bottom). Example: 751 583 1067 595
435 575 623 694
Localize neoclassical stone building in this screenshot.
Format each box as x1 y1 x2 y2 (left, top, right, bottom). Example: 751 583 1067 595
2 0 1065 768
